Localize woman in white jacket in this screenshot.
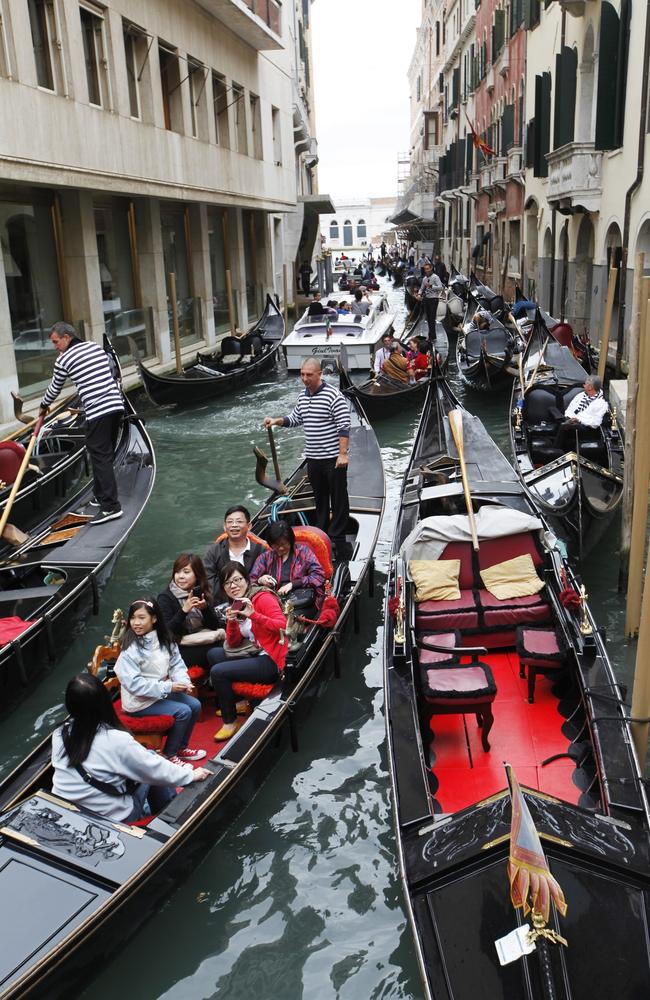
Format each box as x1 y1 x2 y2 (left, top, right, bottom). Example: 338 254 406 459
115 598 206 766
51 673 210 823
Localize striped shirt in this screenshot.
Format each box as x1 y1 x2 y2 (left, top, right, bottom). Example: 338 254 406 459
41 340 124 423
283 382 350 459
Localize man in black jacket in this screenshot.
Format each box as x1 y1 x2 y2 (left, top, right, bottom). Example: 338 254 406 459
432 254 449 286
204 505 267 600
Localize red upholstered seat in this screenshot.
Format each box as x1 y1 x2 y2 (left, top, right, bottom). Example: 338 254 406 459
187 666 207 683
0 440 26 486
516 626 567 703
115 698 174 735
232 681 274 700
477 532 544 572
418 630 461 666
294 525 333 580
439 541 475 590
422 661 497 751
483 601 551 629
415 591 478 632
477 591 546 610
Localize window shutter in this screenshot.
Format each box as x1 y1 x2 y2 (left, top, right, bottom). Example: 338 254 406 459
503 103 515 150
614 0 631 147
595 2 619 150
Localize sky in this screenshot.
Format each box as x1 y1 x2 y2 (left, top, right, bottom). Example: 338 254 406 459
310 0 421 201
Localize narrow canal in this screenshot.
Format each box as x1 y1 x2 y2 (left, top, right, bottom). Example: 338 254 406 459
0 282 636 998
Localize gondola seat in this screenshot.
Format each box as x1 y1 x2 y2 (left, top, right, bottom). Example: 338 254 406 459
530 442 564 466
577 439 606 462
232 681 275 701
421 660 497 751
516 625 567 703
417 630 462 666
415 591 479 631
113 698 174 751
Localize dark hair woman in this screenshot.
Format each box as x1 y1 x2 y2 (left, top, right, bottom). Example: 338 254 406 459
157 553 225 669
51 673 210 822
114 598 206 766
250 521 326 608
207 561 288 742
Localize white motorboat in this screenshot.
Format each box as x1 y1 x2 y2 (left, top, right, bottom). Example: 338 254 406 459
282 291 396 370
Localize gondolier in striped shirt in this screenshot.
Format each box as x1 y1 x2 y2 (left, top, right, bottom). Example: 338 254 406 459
39 322 125 525
263 358 351 558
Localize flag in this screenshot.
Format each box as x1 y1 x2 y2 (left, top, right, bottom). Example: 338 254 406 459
506 764 568 923
465 111 495 159
326 316 332 339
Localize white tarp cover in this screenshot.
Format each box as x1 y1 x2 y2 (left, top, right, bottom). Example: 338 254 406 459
398 504 547 566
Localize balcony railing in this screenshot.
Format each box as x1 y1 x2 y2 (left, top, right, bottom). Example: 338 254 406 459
546 142 603 213
195 0 282 50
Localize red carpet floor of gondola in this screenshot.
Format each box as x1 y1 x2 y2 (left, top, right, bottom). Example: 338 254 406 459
429 651 580 813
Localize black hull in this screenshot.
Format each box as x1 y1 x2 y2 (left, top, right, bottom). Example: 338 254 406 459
0 399 385 998
456 351 513 390
384 377 650 1000
136 297 283 408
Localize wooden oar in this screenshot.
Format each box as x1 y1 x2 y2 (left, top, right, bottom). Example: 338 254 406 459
517 351 526 396
448 409 479 551
254 440 287 495
4 392 76 442
525 334 550 393
1 415 45 544
267 426 283 485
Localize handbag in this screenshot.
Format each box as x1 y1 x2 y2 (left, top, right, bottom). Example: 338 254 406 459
284 587 315 610
223 638 260 658
180 628 225 647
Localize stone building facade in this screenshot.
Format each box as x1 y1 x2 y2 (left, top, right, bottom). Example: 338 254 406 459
0 0 325 420
320 197 397 256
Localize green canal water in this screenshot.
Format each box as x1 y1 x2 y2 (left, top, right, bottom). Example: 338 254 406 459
0 283 637 999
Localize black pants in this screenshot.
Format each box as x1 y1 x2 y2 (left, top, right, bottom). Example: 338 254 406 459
553 420 594 451
301 276 311 296
307 457 350 544
85 411 122 512
423 297 439 340
208 649 279 723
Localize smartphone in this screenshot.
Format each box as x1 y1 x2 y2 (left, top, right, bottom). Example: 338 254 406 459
192 585 203 598
230 599 244 612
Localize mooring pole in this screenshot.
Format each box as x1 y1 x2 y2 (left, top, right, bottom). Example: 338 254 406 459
625 285 650 636
619 255 645 592
597 265 619 384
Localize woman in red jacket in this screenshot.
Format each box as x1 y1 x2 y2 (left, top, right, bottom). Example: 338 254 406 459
207 561 287 741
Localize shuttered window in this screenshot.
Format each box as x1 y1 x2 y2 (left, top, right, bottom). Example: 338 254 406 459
595 0 631 150
492 10 505 63
553 46 577 149
533 71 551 176
502 103 515 151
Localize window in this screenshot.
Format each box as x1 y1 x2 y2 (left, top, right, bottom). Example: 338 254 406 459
271 106 282 164
212 72 230 148
28 0 64 92
161 205 199 346
242 210 262 319
424 111 439 149
508 219 521 275
250 93 263 159
158 44 182 133
357 219 367 239
553 47 577 150
343 220 353 246
188 58 208 140
329 220 339 239
123 22 141 117
208 207 231 332
416 74 421 102
595 0 630 150
232 83 247 154
80 3 110 108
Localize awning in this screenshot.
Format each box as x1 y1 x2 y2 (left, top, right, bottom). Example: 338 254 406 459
299 193 336 215
388 208 419 226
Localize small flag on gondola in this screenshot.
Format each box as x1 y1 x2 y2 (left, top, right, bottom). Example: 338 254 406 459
506 764 568 923
465 111 496 159
326 316 332 339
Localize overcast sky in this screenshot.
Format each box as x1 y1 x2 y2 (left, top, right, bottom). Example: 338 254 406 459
311 0 421 201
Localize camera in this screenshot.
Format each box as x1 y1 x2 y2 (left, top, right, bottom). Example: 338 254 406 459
191 585 203 598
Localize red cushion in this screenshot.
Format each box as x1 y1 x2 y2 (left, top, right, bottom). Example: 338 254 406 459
416 610 479 631
461 629 516 649
417 591 476 614
0 441 26 486
232 681 274 699
423 664 496 700
440 542 475 590
115 699 174 734
187 666 207 682
520 628 561 656
293 525 333 580
483 602 551 628
0 616 37 644
477 590 546 610
477 532 544 573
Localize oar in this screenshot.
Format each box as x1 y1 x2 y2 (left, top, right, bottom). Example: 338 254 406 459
5 392 76 442
448 409 479 551
253 446 287 495
517 351 526 397
1 414 46 545
267 426 283 485
525 334 550 393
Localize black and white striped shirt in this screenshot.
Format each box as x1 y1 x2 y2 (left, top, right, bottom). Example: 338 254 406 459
283 382 350 459
41 340 124 423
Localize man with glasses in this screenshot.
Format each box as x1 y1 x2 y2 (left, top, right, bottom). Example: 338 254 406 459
204 505 267 600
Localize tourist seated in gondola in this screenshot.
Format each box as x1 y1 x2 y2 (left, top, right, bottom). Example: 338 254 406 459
553 376 609 451
406 336 430 379
51 673 210 822
114 599 206 765
307 292 326 317
381 343 413 384
158 553 225 669
351 289 370 317
338 300 351 316
207 562 287 741
373 332 395 374
204 505 268 601
469 308 492 331
250 520 326 611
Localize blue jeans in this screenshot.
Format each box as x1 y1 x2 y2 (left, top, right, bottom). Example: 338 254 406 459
208 648 279 723
130 692 201 758
125 782 177 822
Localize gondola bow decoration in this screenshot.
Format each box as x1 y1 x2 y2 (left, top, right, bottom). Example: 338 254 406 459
506 764 568 924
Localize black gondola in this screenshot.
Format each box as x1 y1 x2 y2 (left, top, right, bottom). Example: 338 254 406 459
509 315 623 558
513 288 596 373
456 312 520 389
385 372 650 1000
0 393 384 999
338 305 449 420
134 295 283 408
0 371 155 712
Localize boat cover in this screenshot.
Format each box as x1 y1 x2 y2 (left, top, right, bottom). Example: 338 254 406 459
398 505 546 564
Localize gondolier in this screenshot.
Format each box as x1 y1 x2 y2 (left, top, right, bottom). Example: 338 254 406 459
263 358 351 557
418 263 443 341
40 322 124 524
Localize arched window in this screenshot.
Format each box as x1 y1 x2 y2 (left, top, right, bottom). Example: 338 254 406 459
357 219 367 239
329 220 339 239
343 219 353 246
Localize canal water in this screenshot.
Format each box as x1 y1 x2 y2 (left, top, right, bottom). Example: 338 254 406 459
0 282 636 999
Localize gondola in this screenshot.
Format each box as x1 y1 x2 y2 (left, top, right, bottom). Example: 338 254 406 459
338 304 449 420
134 295 283 408
512 288 596 374
1 401 89 553
385 371 650 1000
0 352 155 712
509 314 623 558
0 392 385 999
456 312 520 390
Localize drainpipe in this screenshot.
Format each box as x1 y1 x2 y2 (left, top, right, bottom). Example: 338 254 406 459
615 0 650 376
549 208 557 314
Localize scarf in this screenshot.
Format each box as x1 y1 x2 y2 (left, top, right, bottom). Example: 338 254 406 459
574 389 602 415
169 580 203 632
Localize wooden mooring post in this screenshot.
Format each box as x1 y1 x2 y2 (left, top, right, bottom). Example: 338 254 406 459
619 255 646 593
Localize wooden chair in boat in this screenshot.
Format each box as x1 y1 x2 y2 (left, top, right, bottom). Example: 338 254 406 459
516 625 568 704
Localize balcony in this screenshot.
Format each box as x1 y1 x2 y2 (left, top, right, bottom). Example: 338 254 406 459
195 0 282 50
546 142 603 213
497 47 509 78
486 66 495 93
506 147 524 183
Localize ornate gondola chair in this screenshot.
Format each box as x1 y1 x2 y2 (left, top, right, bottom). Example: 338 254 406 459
516 625 568 704
416 634 497 752
88 611 174 752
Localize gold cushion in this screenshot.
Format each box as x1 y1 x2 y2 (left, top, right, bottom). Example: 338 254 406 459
409 559 461 602
480 554 544 600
